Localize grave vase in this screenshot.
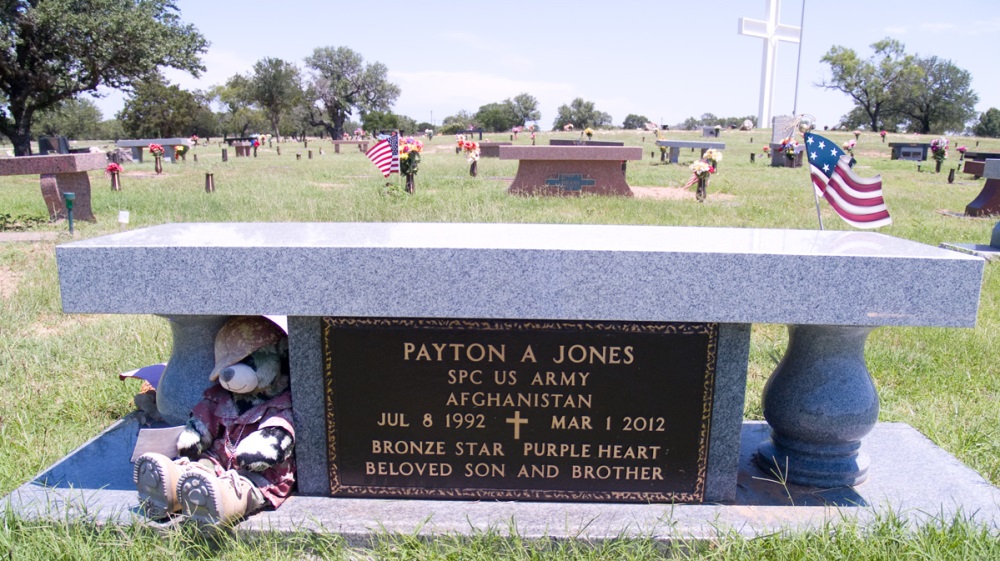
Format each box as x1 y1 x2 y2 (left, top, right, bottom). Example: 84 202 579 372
696 176 707 202
110 172 121 192
469 160 478 178
935 160 942 173
405 172 415 194
154 155 163 175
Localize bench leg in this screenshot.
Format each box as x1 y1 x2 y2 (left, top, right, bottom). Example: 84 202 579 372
755 324 878 487
131 147 143 163
40 172 96 222
669 147 680 164
155 315 230 425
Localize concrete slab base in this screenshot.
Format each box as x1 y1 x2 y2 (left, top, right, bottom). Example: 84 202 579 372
940 242 1000 261
4 418 999 544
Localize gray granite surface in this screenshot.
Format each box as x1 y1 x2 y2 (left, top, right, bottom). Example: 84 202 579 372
6 419 999 543
57 223 984 327
984 158 1000 179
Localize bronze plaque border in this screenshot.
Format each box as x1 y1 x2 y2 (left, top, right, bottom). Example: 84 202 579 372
322 317 718 503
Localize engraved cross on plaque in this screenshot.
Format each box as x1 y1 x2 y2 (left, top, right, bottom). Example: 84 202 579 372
739 0 801 131
545 173 597 192
506 410 528 440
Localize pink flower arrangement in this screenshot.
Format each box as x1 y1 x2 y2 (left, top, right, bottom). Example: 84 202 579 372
930 137 948 162
148 143 164 156
879 130 887 138
105 162 122 175
190 135 199 143
762 145 771 154
957 145 967 154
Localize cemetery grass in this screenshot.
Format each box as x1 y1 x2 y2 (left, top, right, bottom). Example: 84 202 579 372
0 131 998 557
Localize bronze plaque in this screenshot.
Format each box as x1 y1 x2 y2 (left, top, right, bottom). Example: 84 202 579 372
322 318 718 502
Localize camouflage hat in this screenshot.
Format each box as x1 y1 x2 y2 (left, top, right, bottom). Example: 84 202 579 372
209 316 286 382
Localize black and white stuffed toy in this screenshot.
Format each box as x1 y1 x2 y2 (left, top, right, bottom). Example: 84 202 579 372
134 316 295 525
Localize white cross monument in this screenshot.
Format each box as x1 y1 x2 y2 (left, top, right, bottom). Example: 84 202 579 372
739 0 802 130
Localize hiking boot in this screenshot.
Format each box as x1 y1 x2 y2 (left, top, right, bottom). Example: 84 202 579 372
133 453 182 519
176 470 263 525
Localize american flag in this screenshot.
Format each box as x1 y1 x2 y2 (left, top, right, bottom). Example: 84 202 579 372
804 132 891 229
365 132 399 177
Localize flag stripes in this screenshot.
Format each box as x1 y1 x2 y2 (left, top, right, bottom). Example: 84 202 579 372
365 132 399 177
804 132 892 229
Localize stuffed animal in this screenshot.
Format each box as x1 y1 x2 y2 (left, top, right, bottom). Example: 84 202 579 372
133 316 295 525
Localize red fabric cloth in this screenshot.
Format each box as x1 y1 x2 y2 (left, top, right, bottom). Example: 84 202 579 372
190 385 295 508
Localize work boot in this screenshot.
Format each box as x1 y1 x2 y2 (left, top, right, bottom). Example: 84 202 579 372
133 453 183 519
176 470 264 525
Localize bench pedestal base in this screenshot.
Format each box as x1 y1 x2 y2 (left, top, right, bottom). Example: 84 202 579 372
40 172 96 222
757 325 878 487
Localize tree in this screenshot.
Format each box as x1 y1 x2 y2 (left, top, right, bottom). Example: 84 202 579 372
34 98 104 139
898 56 977 134
0 0 207 155
304 46 400 139
509 93 540 125
475 102 518 132
622 114 650 129
552 98 612 130
973 108 1000 138
361 111 417 135
247 58 302 141
211 76 265 137
439 110 476 134
819 38 921 132
117 73 209 138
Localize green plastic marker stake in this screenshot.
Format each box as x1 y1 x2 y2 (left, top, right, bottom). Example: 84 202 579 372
63 192 76 235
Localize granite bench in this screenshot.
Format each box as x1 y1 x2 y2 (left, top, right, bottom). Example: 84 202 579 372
962 152 1000 179
478 141 511 158
115 138 192 163
654 140 725 164
0 153 106 221
56 223 984 500
965 159 1000 217
329 140 369 153
499 145 642 196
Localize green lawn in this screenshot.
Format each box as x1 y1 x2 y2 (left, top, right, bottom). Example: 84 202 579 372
1 129 998 558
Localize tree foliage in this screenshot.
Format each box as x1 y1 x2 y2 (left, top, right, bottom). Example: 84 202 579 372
679 113 755 130
210 76 266 137
819 39 920 132
475 102 518 132
820 39 976 134
304 46 400 139
622 114 650 129
117 73 212 138
899 56 977 134
509 93 541 125
33 98 104 139
552 98 611 130
0 0 207 154
361 111 417 135
439 110 476 135
973 108 1000 138
246 58 302 141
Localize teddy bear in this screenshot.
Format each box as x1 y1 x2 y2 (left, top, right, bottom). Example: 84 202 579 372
133 316 295 525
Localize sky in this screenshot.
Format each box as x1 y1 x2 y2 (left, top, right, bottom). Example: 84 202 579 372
88 0 1000 131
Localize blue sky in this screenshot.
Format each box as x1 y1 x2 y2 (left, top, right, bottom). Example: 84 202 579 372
89 0 1000 130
